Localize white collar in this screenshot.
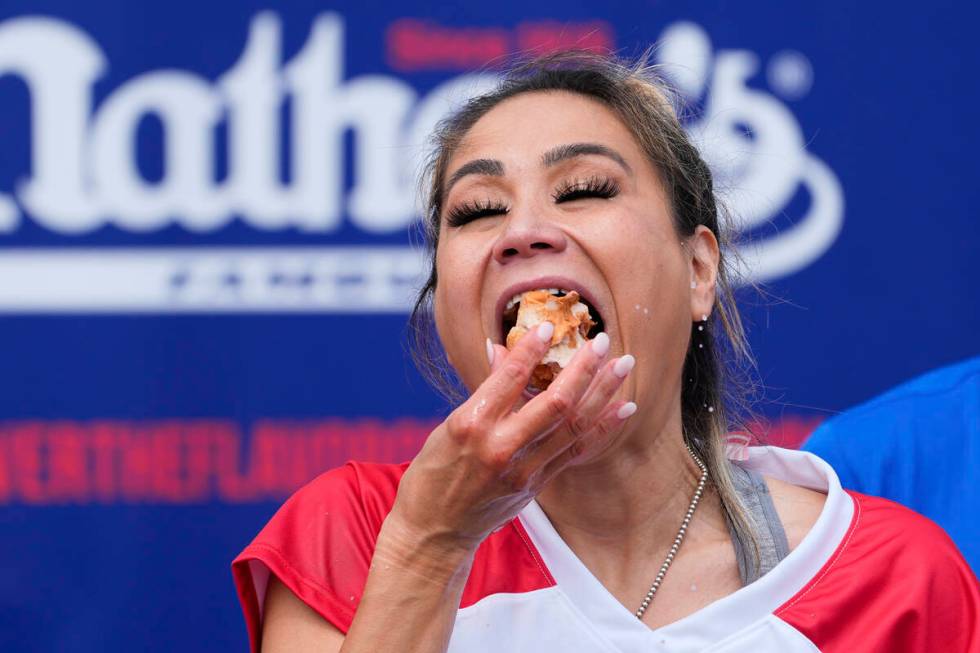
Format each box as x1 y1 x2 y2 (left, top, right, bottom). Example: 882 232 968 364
518 447 854 651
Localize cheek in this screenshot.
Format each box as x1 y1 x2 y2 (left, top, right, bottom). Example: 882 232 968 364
603 214 689 340
434 246 479 323
432 246 484 381
617 252 691 400
601 213 677 293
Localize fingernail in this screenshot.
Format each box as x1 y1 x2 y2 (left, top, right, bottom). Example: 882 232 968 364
613 354 635 378
485 338 494 366
617 402 637 419
591 332 610 356
536 321 554 342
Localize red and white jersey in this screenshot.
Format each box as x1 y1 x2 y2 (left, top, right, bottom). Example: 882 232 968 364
233 447 980 652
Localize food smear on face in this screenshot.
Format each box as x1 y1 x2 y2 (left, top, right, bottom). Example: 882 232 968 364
505 289 596 391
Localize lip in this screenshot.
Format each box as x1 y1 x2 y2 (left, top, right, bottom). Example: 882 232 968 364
492 275 606 344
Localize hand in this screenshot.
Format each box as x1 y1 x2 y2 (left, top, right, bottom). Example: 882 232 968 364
387 323 636 560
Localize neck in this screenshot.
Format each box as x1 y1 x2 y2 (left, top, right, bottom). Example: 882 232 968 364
535 406 730 568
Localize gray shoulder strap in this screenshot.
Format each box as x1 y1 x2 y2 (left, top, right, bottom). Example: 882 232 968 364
726 463 791 586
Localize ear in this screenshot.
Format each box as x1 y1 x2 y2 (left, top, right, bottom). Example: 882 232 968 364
687 225 720 321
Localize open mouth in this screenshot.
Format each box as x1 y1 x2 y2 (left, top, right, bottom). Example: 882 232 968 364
501 287 605 346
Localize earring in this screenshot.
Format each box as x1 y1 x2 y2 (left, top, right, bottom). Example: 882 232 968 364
694 314 709 348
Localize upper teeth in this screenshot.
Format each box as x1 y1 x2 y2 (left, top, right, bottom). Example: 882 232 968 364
505 288 565 310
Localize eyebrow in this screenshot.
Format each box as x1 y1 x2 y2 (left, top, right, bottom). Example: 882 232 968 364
444 159 504 196
443 142 632 197
541 142 633 175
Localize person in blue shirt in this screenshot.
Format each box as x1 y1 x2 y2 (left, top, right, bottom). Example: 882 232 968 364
803 355 980 574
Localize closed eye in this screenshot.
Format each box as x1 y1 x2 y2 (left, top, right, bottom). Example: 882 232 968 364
553 176 620 203
446 199 509 227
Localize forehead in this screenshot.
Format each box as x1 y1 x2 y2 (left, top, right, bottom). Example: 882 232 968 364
448 91 647 170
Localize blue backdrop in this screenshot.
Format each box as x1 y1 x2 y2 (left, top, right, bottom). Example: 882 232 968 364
0 1 976 651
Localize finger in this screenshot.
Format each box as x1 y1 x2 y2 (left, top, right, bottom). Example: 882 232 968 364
487 342 509 375
514 332 612 442
534 399 637 483
519 391 632 479
473 322 555 416
561 354 635 437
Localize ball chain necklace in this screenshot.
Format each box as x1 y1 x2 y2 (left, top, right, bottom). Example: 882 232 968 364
635 443 708 619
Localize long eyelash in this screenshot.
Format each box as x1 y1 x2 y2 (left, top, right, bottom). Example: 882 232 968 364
553 176 620 203
445 199 509 227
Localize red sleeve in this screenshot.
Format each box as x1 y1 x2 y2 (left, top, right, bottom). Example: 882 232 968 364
778 492 980 653
231 461 407 652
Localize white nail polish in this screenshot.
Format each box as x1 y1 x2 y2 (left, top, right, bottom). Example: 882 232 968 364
485 338 494 366
613 354 635 378
537 321 555 342
617 402 638 419
591 332 610 356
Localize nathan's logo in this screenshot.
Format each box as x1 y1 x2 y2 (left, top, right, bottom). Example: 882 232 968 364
657 23 844 282
0 13 498 235
0 14 842 312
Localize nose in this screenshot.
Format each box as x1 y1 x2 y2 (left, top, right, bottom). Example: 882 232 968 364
491 214 568 264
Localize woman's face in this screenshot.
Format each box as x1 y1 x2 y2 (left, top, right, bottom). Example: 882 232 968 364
434 90 716 417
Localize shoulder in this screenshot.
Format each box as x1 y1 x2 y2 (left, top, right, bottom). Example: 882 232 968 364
288 460 407 522
251 461 407 555
804 491 972 591
765 479 959 558
828 356 980 422
777 492 980 653
845 491 968 568
805 356 980 450
232 461 409 649
764 476 825 552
